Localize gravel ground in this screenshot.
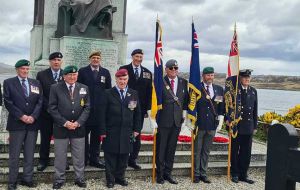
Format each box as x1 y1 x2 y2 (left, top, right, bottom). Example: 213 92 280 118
2 169 299 190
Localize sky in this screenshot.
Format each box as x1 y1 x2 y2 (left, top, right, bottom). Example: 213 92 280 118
0 0 299 76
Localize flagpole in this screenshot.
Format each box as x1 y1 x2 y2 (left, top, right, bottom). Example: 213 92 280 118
152 127 157 183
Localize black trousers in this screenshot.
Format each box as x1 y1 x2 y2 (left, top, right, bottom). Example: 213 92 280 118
39 115 54 164
104 152 129 182
231 134 253 178
85 125 101 163
128 115 144 163
156 126 181 177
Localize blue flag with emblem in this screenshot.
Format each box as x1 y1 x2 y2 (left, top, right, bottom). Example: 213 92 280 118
187 22 201 127
150 19 164 119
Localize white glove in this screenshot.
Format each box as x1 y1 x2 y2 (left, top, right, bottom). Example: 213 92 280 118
147 110 158 134
185 118 195 131
216 115 224 132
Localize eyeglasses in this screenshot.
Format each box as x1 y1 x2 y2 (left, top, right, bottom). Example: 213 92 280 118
169 66 178 70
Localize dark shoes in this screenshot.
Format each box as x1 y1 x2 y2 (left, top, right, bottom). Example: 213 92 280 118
231 176 239 183
52 182 64 189
20 180 37 188
239 177 255 184
156 176 165 184
7 183 17 190
89 160 105 169
37 163 48 171
163 175 178 184
107 182 114 188
75 180 87 188
199 176 211 183
193 176 200 183
115 178 128 186
128 161 141 170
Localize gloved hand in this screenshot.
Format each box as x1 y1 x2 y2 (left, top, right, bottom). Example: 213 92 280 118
147 110 158 134
216 115 224 132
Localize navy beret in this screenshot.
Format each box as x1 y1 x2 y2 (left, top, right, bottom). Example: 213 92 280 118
49 52 63 60
239 69 253 77
131 49 144 56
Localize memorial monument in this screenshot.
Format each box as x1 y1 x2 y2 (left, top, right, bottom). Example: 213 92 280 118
30 0 127 76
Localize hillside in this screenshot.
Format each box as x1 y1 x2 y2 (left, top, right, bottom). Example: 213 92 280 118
0 62 14 74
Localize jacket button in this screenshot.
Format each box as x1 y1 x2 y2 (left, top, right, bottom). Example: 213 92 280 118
249 113 251 115
26 103 29 106
72 102 74 104
248 119 251 121
249 107 251 109
72 111 74 114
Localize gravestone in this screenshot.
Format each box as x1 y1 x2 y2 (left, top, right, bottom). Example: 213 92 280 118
30 0 127 76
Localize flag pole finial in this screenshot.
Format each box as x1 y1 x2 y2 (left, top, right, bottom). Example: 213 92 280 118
234 22 237 31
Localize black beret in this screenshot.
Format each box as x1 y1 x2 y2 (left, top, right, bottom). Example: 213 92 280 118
15 59 30 68
63 65 78 75
49 52 63 60
131 49 144 56
203 67 214 74
239 69 253 77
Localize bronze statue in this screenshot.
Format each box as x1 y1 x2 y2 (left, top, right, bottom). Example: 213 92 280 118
55 0 115 39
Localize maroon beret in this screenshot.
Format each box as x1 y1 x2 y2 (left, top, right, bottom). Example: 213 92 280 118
115 69 128 77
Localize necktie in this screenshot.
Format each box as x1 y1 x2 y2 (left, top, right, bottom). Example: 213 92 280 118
54 72 58 82
171 79 175 92
93 70 98 80
134 68 139 80
21 79 28 97
69 85 73 99
206 85 210 96
120 89 125 101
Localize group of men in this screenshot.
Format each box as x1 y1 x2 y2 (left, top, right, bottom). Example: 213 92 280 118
2 48 258 190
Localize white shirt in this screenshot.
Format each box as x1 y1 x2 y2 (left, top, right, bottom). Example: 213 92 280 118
168 76 178 95
203 82 214 98
65 82 75 94
51 69 61 81
115 86 128 100
90 65 99 72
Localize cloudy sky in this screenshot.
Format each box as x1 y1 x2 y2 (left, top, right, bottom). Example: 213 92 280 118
0 0 299 75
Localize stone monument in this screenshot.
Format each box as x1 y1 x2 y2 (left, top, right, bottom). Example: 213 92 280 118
30 0 127 76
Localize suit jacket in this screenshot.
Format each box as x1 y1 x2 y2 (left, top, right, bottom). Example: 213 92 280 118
119 63 152 115
237 85 258 135
3 77 43 131
77 65 111 126
158 76 189 128
36 68 63 118
100 87 142 154
48 82 90 139
196 83 225 130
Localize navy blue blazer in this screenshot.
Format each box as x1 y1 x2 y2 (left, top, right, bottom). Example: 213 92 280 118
196 83 225 130
77 65 112 126
3 76 43 131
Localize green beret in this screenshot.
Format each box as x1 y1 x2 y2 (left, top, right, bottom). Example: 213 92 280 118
63 65 78 75
15 59 30 68
203 67 214 74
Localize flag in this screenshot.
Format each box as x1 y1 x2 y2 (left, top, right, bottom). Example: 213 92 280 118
224 23 242 138
150 20 164 119
187 22 201 126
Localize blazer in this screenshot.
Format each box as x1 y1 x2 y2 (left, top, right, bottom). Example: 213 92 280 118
100 87 142 154
119 63 152 115
157 76 189 128
3 76 43 131
36 68 63 118
196 83 225 130
77 65 111 126
48 81 90 139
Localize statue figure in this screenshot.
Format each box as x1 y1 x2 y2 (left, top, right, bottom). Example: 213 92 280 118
55 0 116 39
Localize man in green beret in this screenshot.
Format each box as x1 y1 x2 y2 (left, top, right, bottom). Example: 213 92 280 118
48 65 90 189
3 59 43 190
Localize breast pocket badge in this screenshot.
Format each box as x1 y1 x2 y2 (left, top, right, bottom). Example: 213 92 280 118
100 76 106 83
79 88 87 95
30 86 40 94
128 100 137 110
214 95 223 104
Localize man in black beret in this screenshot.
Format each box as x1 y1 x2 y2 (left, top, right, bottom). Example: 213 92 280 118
3 59 43 190
77 50 112 168
119 49 152 170
36 52 64 171
230 69 257 184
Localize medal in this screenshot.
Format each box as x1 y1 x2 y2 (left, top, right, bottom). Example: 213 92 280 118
206 95 210 99
166 86 170 90
174 97 179 101
80 98 84 106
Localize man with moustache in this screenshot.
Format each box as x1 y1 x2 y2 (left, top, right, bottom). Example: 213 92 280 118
3 59 43 190
48 65 90 189
230 69 257 184
192 67 225 184
78 50 111 168
119 49 152 169
36 52 64 171
100 69 141 188
153 59 189 185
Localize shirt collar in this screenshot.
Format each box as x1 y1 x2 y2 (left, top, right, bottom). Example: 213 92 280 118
131 63 141 70
51 68 60 75
65 82 75 88
116 85 128 93
242 85 248 90
203 82 213 88
168 76 178 82
90 65 100 71
18 76 28 82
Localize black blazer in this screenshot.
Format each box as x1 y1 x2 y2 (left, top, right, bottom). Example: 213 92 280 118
36 68 63 117
119 63 152 115
48 82 90 139
100 87 142 154
196 83 225 130
3 77 43 131
77 65 111 126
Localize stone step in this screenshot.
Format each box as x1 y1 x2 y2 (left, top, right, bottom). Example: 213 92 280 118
0 161 266 183
0 150 266 167
0 141 228 153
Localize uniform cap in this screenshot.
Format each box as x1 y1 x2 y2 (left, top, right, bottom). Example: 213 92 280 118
63 65 78 75
115 69 128 77
131 49 144 56
15 59 30 68
49 52 63 60
203 67 214 74
165 59 178 68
